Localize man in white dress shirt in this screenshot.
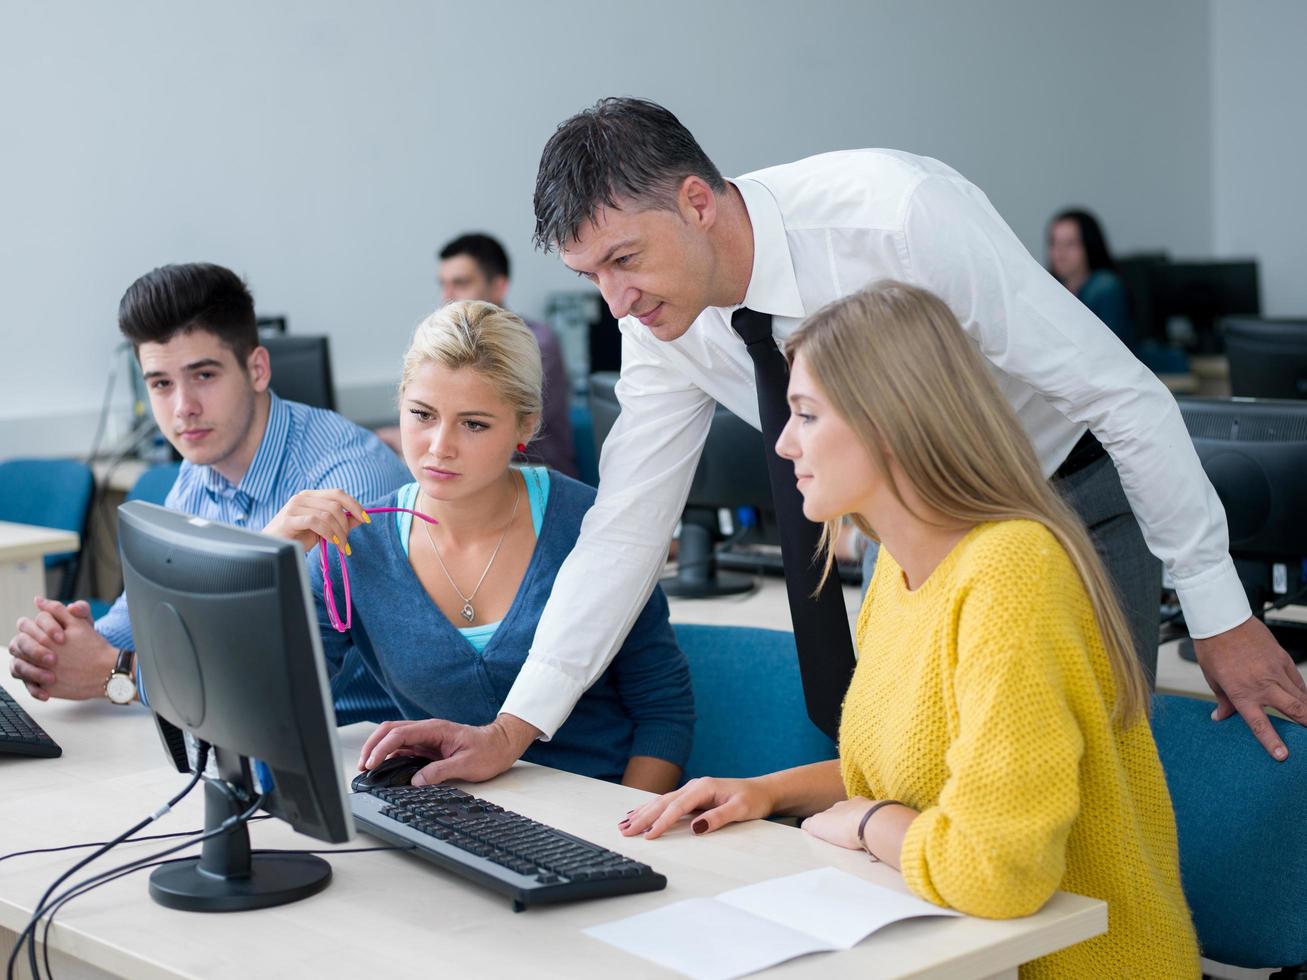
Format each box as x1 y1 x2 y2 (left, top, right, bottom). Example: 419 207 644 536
364 98 1305 784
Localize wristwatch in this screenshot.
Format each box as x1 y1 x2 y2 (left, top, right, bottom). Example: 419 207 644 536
104 649 138 705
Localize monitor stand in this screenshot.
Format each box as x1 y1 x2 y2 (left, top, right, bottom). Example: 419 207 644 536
661 507 755 599
149 751 332 913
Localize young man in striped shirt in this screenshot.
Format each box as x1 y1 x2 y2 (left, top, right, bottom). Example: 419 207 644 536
6 263 409 722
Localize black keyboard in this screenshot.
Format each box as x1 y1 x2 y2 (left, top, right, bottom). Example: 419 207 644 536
0 687 62 758
351 784 666 911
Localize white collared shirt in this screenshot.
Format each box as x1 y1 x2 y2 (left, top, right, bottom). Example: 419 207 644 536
503 148 1246 738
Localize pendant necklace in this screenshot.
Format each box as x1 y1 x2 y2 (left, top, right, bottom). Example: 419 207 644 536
421 477 522 624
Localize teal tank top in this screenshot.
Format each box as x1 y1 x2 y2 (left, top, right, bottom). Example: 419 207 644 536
394 467 550 652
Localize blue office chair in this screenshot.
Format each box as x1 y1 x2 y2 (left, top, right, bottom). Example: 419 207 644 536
0 457 95 601
85 463 183 619
570 403 599 487
1151 694 1307 972
126 462 181 506
673 624 837 781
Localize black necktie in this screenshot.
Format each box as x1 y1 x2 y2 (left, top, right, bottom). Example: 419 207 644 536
732 307 856 741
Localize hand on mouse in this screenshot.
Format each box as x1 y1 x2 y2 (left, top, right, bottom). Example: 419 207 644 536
358 714 540 786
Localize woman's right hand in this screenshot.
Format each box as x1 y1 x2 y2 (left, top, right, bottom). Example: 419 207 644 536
263 488 370 553
620 776 774 840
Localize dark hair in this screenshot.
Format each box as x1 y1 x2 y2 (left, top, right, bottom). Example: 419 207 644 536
1049 208 1117 273
533 97 725 252
118 263 258 364
439 233 510 281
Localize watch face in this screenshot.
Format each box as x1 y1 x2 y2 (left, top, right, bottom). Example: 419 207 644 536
106 673 136 705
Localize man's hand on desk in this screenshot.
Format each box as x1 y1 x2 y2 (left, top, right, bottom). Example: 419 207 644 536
358 713 541 786
1195 616 1307 761
7 596 116 701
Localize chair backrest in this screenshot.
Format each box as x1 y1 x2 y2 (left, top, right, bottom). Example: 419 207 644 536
569 404 598 488
0 458 95 571
127 463 182 505
674 624 837 781
1151 694 1307 968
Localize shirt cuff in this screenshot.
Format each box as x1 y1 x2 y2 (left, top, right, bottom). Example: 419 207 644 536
498 658 587 743
1173 555 1253 639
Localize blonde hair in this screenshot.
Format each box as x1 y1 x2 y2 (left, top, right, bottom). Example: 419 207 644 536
785 281 1149 726
400 300 543 437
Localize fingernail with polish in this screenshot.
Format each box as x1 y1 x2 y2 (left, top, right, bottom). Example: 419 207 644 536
345 544 352 557
691 819 708 835
332 535 340 546
363 513 372 524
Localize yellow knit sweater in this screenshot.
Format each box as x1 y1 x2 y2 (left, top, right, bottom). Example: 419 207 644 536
840 520 1199 978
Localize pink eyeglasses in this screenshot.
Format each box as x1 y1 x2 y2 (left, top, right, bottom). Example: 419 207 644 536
320 507 439 632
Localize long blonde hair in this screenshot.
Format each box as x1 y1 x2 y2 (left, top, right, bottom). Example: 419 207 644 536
785 280 1149 726
400 300 543 438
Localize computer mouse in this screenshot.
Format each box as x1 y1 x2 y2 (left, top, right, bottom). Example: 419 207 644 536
351 755 433 792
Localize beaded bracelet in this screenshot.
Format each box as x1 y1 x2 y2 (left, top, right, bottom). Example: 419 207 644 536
856 799 904 862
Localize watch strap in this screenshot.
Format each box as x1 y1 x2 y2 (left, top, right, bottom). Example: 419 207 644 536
113 648 135 676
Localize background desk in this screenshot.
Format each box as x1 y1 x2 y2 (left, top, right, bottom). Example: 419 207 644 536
0 669 1105 980
0 522 79 633
664 570 862 635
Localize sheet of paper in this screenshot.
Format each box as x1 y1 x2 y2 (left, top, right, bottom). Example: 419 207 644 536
584 896 833 980
718 866 961 948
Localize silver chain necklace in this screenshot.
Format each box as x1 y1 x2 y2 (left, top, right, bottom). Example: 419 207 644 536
421 477 522 624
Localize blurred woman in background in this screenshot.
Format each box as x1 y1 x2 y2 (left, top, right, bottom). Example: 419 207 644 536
1047 208 1135 347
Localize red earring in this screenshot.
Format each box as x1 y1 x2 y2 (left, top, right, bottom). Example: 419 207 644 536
516 443 527 453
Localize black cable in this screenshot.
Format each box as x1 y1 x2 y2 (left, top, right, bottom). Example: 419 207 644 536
84 342 126 467
31 792 267 980
0 815 272 865
35 841 411 979
6 743 211 980
1269 581 1307 613
252 845 416 856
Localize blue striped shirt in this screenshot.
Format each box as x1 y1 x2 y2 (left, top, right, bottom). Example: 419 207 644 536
97 392 411 723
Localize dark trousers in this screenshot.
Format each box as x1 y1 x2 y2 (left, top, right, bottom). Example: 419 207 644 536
1052 453 1161 686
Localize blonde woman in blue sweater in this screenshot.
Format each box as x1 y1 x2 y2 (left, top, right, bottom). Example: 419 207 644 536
284 301 693 793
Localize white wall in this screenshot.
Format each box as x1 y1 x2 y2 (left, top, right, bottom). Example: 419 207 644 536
1211 0 1307 317
0 0 1214 456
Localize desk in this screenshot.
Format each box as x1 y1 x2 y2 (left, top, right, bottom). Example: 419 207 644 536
0 522 80 633
665 572 862 635
0 669 1105 980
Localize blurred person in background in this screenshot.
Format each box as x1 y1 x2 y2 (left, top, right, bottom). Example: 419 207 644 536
1047 208 1135 347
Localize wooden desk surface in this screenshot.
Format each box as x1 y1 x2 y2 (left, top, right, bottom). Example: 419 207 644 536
0 521 80 564
0 669 1104 980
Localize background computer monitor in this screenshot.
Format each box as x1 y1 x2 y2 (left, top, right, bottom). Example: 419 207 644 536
119 500 353 911
588 372 773 597
1150 260 1260 354
263 334 337 410
1115 251 1169 343
1177 397 1307 661
1223 317 1307 400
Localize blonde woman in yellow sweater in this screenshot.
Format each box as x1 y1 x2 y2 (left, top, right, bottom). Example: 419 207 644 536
621 281 1199 976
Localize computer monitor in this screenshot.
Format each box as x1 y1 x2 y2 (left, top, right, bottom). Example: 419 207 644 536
118 500 353 912
263 334 337 411
1150 260 1260 354
588 372 772 597
1115 252 1169 344
1177 397 1307 661
1223 317 1307 400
